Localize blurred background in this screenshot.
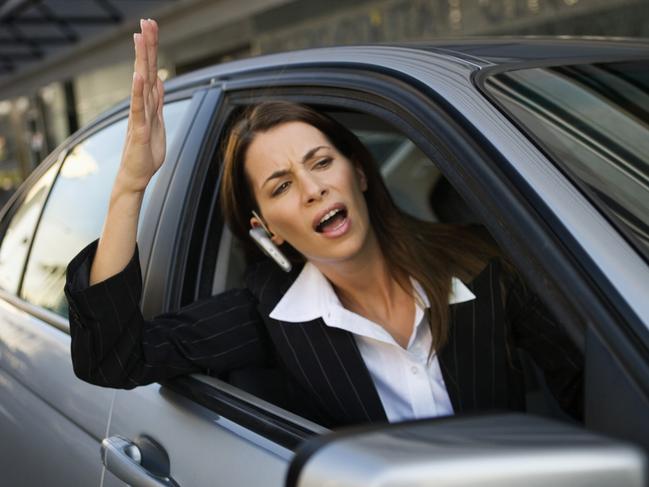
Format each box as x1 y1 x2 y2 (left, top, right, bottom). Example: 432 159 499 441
0 0 648 204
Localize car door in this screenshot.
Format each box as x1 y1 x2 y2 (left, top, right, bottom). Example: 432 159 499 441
0 97 193 486
99 87 327 487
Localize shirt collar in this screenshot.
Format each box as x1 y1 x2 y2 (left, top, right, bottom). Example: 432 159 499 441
269 262 476 332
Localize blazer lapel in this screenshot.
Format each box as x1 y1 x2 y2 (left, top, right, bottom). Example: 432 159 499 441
273 319 387 426
247 260 387 426
438 259 510 414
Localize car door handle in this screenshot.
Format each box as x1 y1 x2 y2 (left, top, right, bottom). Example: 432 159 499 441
101 435 180 487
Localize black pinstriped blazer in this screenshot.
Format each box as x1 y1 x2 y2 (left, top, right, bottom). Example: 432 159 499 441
65 240 583 428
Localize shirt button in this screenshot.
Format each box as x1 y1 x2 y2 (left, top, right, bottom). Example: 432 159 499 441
411 366 418 375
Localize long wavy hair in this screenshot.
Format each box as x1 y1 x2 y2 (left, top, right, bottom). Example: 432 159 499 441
220 101 499 351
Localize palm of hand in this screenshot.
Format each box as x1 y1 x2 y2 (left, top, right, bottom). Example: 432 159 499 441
122 19 166 192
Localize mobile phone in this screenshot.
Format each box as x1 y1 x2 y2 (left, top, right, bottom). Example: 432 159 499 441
249 226 292 272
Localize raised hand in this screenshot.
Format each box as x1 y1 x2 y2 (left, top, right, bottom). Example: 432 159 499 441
120 18 166 193
89 19 166 285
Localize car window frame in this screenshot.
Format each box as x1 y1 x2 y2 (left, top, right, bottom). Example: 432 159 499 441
159 68 603 449
190 75 590 343
169 67 626 350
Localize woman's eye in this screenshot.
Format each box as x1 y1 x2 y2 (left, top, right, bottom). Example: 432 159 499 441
272 181 291 196
313 157 332 169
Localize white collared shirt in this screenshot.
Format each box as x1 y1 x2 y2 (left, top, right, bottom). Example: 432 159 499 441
270 262 477 422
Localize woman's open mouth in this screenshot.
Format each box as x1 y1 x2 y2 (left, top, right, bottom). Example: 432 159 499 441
314 205 350 238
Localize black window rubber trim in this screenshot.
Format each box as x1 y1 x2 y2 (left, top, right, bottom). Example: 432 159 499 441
162 376 318 451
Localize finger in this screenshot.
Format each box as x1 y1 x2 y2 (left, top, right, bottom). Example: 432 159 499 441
145 19 159 89
134 33 147 86
156 76 164 118
130 72 145 130
128 34 139 133
135 24 149 86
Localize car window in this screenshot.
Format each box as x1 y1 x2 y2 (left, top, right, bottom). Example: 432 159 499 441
205 103 579 428
0 161 61 293
20 99 191 317
484 60 649 256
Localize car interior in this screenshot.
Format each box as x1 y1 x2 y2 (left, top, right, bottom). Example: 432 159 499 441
203 105 577 427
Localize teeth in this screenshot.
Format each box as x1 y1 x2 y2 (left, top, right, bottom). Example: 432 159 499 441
319 208 341 225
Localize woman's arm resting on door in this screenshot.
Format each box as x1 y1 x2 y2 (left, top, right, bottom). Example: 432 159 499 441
65 240 269 388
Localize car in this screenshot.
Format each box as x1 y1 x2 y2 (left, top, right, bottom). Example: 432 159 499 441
0 37 648 486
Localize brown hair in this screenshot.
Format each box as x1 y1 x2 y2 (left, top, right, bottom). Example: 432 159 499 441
220 101 499 351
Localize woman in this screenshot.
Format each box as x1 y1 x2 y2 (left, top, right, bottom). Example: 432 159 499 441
65 19 582 427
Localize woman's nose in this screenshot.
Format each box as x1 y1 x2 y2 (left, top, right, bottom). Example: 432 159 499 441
301 174 328 204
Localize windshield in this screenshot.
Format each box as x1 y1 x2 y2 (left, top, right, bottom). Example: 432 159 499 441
484 59 649 258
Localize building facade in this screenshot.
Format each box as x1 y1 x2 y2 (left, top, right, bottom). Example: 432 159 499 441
0 0 647 188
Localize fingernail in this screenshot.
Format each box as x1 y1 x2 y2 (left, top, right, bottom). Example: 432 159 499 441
140 18 144 29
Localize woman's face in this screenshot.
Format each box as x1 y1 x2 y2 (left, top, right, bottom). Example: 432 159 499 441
245 121 372 265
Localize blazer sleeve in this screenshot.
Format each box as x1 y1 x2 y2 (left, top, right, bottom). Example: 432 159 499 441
64 240 269 389
503 266 584 421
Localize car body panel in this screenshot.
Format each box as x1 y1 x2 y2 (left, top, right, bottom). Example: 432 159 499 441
107 381 291 486
0 296 114 485
0 298 114 439
0 368 105 485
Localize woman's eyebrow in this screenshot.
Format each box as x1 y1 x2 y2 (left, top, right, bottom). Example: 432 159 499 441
301 145 329 164
263 169 290 188
261 145 330 188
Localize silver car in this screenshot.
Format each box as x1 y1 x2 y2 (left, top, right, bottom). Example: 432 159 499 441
1 38 648 486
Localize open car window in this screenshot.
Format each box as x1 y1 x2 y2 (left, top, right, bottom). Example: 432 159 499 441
213 109 479 295
203 104 578 427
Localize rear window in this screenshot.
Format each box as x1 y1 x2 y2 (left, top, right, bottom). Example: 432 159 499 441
484 59 649 258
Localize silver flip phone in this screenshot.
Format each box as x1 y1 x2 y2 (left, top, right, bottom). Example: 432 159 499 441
249 212 292 273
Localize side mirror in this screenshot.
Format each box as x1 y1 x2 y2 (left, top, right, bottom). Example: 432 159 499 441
286 414 647 487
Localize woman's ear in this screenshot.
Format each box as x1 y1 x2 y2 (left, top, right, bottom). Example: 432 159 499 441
250 214 285 246
356 166 368 192
249 216 266 244
250 215 263 231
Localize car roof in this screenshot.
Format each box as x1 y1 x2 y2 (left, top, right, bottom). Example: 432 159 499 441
94 37 647 124
165 37 649 92
400 37 649 65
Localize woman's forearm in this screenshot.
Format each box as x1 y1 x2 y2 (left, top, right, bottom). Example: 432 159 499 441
89 173 145 286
